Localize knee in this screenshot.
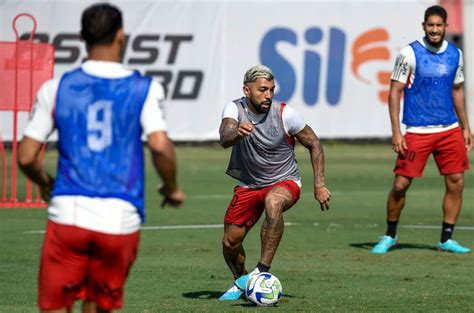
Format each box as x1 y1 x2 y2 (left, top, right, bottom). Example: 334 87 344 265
222 233 244 250
265 207 283 220
391 181 409 197
265 199 285 220
447 174 464 194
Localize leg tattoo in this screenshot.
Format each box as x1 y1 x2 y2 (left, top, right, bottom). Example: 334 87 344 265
260 186 292 267
260 216 284 267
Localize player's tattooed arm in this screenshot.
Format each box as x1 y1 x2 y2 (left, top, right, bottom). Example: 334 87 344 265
219 118 240 148
219 118 253 148
296 125 325 187
295 125 331 210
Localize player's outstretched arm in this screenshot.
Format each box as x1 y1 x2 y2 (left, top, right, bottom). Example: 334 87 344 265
219 118 253 148
147 131 185 207
295 125 331 211
452 83 473 150
17 136 54 201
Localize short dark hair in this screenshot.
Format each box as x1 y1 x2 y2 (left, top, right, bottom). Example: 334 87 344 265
424 5 447 23
81 3 123 47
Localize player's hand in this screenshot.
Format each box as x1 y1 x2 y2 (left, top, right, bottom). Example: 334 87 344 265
237 122 254 137
462 128 472 151
158 185 186 208
391 132 406 157
40 174 54 202
314 185 331 211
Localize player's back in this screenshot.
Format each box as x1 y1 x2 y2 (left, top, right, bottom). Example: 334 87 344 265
53 67 152 210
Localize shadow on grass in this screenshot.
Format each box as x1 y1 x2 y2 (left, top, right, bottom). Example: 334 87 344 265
349 242 438 251
230 294 296 307
182 291 295 302
182 291 223 299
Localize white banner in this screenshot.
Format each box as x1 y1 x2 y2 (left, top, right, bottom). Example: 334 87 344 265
0 0 437 141
464 1 474 131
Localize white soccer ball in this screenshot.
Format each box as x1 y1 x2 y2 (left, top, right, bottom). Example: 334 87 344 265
245 272 282 306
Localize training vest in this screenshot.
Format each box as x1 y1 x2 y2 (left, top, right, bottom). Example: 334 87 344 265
402 41 459 126
52 68 151 221
226 97 301 188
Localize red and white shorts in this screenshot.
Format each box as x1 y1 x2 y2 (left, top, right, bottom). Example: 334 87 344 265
394 127 469 177
224 180 301 228
38 220 139 311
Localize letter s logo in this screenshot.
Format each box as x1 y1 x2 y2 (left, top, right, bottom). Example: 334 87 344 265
259 28 297 102
260 27 346 106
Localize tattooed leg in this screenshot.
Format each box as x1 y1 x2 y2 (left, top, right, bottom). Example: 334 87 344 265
260 186 292 267
222 223 249 279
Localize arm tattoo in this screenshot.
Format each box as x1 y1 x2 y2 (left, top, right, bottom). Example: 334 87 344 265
219 118 241 148
296 125 325 188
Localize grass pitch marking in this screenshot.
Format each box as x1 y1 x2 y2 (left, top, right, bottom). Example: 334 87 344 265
23 222 474 234
399 224 474 231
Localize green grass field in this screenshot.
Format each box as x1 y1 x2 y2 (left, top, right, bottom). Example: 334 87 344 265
1 143 473 312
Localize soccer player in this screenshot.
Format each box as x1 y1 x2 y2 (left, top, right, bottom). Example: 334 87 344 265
17 3 185 312
218 65 331 300
371 5 472 254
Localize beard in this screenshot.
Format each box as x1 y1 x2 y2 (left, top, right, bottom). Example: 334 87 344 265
249 98 272 114
425 31 445 48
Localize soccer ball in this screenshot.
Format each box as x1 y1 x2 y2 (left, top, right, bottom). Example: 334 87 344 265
245 272 282 306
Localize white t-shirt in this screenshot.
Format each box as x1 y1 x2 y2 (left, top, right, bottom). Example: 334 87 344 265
221 100 306 136
391 38 463 133
23 60 167 234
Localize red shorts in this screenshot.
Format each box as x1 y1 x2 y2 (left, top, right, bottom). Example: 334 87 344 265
394 127 469 177
38 220 139 311
224 180 301 227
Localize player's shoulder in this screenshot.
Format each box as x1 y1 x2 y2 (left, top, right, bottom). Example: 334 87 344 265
393 43 416 69
223 100 239 112
449 43 463 57
221 99 240 121
399 43 416 57
41 77 61 88
38 77 61 97
278 102 304 120
449 44 463 63
277 101 299 113
225 98 243 109
148 78 165 98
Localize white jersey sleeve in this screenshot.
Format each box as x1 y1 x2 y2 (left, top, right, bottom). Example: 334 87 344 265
454 49 464 84
222 101 239 121
391 45 415 85
140 79 167 135
282 105 306 136
22 78 59 142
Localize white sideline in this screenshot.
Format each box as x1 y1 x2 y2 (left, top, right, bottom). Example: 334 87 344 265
23 222 474 234
187 189 474 199
142 221 299 230
400 224 474 231
23 222 298 234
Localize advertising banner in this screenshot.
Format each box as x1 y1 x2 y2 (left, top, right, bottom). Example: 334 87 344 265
0 0 437 141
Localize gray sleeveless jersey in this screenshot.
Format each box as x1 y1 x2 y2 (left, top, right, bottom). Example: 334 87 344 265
226 97 301 188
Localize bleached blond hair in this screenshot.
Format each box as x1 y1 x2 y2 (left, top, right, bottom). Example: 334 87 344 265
243 65 274 84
